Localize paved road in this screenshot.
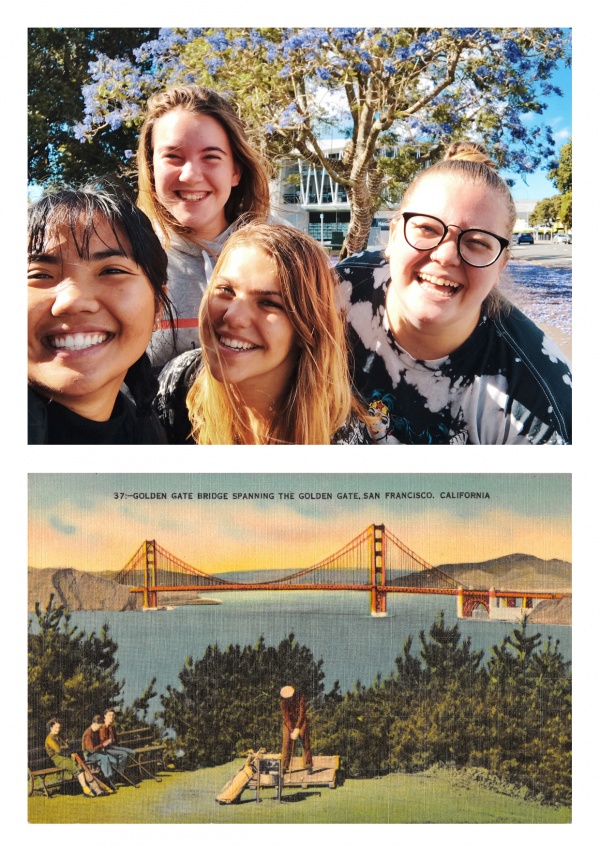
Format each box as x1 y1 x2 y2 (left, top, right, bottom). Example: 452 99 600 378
510 242 571 264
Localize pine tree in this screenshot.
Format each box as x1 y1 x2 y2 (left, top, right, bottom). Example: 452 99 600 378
28 597 124 746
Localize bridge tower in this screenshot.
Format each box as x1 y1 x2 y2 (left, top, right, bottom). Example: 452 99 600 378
369 524 387 617
143 539 158 609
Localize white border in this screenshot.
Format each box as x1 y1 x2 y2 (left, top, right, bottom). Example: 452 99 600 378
8 5 595 842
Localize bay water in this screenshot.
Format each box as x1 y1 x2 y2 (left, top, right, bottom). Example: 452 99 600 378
58 592 571 717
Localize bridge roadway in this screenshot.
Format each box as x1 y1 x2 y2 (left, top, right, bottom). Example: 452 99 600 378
130 583 567 601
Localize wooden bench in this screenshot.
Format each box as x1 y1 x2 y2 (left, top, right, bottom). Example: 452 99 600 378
117 728 167 781
28 745 76 797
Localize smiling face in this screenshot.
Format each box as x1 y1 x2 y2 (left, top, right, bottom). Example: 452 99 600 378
152 108 241 241
203 244 299 407
386 174 509 357
28 217 159 421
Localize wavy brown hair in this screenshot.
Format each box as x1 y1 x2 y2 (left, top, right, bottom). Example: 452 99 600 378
186 223 360 444
137 85 270 245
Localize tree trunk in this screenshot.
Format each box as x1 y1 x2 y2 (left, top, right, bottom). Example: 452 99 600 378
337 171 381 262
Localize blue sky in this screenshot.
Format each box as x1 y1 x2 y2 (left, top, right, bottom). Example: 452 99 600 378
504 61 572 201
29 473 571 573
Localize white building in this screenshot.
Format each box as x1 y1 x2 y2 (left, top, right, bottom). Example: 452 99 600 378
270 139 396 247
271 141 550 246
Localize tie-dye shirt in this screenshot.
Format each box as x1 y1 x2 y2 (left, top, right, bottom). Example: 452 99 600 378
336 250 572 445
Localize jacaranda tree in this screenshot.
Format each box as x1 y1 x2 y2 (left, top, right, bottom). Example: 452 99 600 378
73 27 570 257
28 28 159 188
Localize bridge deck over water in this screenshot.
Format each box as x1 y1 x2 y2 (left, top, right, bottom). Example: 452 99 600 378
116 526 569 619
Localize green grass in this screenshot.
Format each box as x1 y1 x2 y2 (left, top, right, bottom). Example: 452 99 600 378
28 761 571 824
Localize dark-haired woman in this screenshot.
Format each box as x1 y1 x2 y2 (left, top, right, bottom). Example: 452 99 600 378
28 186 174 444
45 718 103 797
337 142 572 444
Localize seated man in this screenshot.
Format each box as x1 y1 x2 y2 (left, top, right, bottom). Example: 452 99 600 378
82 714 118 789
99 709 136 775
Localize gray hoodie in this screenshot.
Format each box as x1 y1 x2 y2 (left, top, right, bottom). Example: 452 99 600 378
147 223 236 369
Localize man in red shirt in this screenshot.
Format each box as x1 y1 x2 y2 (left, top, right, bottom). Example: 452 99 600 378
82 715 118 788
280 686 313 773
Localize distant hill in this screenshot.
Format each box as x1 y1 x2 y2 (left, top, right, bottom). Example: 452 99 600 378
390 553 571 592
527 596 572 626
28 567 139 612
29 554 571 621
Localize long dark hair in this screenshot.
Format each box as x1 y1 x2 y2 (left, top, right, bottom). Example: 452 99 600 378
28 184 174 432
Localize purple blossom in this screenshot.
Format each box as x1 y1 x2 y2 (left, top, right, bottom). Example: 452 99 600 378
124 149 134 159
249 30 266 49
331 28 359 42
503 40 522 63
316 67 332 81
206 31 230 52
453 28 478 38
265 43 279 63
284 34 308 51
355 61 371 75
204 56 225 76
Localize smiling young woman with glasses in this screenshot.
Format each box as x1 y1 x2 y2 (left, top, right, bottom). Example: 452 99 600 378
336 141 572 445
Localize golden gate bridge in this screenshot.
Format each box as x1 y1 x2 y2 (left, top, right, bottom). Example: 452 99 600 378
115 524 569 619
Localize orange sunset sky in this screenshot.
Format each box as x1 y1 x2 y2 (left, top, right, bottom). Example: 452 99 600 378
28 474 571 575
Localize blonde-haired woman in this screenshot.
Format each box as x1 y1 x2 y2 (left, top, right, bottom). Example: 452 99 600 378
156 223 368 444
337 141 572 444
137 85 271 368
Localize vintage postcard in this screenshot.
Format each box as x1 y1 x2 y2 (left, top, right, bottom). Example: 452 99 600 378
28 472 571 824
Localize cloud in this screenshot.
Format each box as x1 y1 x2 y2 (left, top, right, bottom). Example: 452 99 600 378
48 514 76 535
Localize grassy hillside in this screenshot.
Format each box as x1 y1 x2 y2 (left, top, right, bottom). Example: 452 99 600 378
28 762 570 825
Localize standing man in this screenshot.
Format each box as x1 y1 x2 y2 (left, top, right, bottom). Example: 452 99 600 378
100 709 136 775
280 686 313 773
82 715 118 790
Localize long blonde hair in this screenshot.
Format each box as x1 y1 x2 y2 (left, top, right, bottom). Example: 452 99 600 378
186 223 357 444
137 85 270 246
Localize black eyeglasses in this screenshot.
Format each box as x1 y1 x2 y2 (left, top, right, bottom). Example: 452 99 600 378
402 212 509 268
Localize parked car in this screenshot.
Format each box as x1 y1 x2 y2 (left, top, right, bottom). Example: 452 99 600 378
553 233 571 244
517 232 534 245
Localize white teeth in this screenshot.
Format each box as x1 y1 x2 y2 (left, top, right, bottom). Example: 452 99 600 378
48 332 109 351
179 192 209 201
219 336 258 351
419 273 460 289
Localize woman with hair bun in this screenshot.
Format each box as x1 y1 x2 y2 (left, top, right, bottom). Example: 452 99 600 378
336 141 572 444
155 222 368 444
137 85 272 368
